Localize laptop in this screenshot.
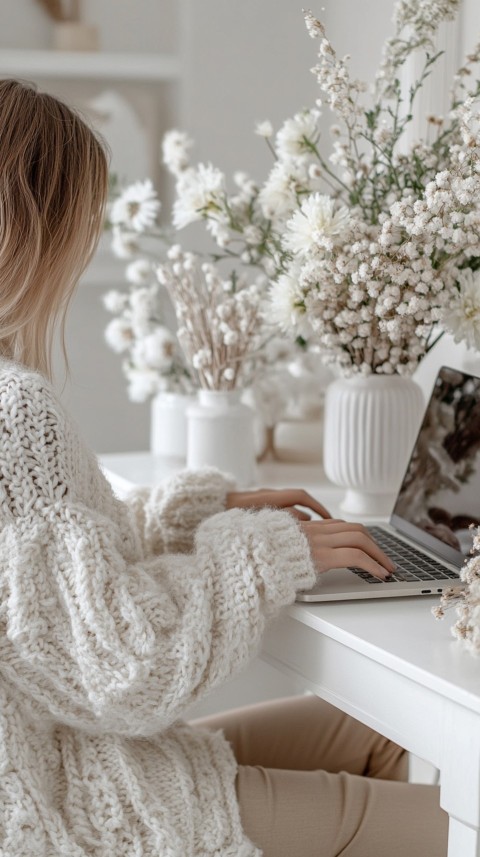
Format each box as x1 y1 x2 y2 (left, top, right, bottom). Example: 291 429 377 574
297 365 480 601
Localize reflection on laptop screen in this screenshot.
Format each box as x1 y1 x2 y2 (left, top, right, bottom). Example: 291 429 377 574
393 366 480 558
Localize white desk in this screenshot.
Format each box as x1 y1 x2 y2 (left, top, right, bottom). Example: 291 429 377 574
100 452 480 857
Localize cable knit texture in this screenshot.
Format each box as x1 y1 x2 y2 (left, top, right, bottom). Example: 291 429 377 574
0 358 317 857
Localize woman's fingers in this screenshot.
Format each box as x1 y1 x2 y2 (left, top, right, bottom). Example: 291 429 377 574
324 547 392 580
300 522 395 579
284 507 312 521
278 489 331 519
253 489 331 519
318 530 395 573
225 488 331 519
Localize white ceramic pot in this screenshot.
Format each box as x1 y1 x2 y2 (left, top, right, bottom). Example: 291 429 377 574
323 374 425 516
150 392 195 461
186 389 256 487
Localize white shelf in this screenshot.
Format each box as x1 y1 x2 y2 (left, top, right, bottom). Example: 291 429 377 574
0 49 181 82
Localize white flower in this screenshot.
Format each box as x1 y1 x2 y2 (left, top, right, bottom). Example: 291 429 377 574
125 367 161 403
132 327 176 371
111 226 139 259
110 179 161 233
102 290 129 314
275 110 321 160
173 164 225 229
443 268 480 350
162 129 193 175
255 120 274 137
268 269 309 334
283 193 350 257
126 259 153 285
304 10 325 39
258 161 298 221
104 318 133 353
243 225 263 245
129 286 158 337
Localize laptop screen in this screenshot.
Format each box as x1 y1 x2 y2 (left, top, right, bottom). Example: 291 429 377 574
391 365 480 568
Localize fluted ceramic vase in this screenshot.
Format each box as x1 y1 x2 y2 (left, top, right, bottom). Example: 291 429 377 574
323 375 425 516
186 389 256 487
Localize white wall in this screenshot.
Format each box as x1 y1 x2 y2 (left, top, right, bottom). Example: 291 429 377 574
180 0 396 186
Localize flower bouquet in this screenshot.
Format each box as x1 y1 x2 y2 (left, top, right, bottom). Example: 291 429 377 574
158 0 480 509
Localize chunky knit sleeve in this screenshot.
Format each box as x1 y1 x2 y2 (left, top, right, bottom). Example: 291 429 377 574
0 369 316 737
123 467 236 555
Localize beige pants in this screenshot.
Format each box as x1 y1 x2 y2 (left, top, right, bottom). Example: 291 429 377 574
193 695 449 857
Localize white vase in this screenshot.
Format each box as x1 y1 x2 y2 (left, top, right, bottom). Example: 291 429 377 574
150 392 195 461
323 375 425 516
186 389 256 487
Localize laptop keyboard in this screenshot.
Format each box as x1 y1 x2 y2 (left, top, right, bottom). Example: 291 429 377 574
350 526 460 585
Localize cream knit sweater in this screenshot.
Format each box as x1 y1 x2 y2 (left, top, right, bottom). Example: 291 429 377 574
0 358 317 857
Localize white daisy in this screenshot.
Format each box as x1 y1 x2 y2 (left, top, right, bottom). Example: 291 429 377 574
132 327 176 371
258 162 298 222
102 289 129 314
283 193 350 257
104 318 134 353
173 164 225 229
275 110 321 160
255 120 274 138
125 367 161 403
126 259 153 285
129 286 158 338
444 268 480 350
111 226 139 259
110 179 161 233
162 129 193 176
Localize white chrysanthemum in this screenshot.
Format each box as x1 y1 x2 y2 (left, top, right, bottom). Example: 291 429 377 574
268 270 309 334
126 259 153 285
283 193 350 257
104 318 133 353
255 120 274 138
443 268 480 350
173 164 225 229
110 179 161 233
102 290 129 314
162 129 193 175
111 226 139 259
258 162 298 221
275 110 321 160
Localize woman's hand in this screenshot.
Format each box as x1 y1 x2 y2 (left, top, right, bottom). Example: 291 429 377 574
226 488 331 521
300 519 396 581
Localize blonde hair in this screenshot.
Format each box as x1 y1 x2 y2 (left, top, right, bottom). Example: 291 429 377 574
0 79 109 380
